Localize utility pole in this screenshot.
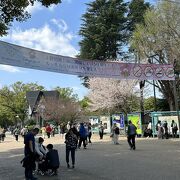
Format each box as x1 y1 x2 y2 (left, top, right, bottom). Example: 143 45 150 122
173 59 180 137
173 79 180 137
153 80 157 111
137 51 145 126
148 56 157 111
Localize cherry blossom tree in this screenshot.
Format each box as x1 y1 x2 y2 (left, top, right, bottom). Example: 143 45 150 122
41 96 81 124
87 77 138 113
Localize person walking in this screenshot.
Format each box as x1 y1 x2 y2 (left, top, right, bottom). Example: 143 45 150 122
156 121 163 139
71 124 79 147
112 124 120 145
60 124 66 139
99 124 104 139
21 127 28 138
163 121 169 139
88 123 92 143
65 128 78 168
23 128 39 180
14 127 20 141
171 120 178 138
58 124 61 136
147 121 153 138
78 123 87 149
127 121 137 150
1 127 6 142
41 126 46 139
46 124 52 138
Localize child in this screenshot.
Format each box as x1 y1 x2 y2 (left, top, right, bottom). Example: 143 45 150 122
46 144 60 176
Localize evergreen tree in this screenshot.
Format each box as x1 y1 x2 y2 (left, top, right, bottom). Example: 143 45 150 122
127 0 150 36
79 0 127 87
79 0 127 61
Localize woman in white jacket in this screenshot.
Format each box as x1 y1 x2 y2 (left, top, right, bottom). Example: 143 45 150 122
35 137 46 159
35 137 47 175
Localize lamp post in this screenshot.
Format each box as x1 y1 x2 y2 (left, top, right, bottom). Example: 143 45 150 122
38 104 45 127
148 56 157 111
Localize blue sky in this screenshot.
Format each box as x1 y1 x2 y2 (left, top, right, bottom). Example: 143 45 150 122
0 0 156 99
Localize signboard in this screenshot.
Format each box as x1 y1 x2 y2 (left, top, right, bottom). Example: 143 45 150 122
0 41 175 80
100 116 111 133
127 113 142 135
89 116 99 133
112 114 125 129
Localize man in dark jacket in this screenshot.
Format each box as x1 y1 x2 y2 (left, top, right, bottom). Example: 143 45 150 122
127 121 137 150
23 128 39 180
78 123 87 149
46 144 60 176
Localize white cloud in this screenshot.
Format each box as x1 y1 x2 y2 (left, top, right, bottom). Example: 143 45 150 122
51 19 68 32
26 2 43 14
48 4 56 11
0 19 78 73
2 19 78 57
0 65 20 73
26 1 57 14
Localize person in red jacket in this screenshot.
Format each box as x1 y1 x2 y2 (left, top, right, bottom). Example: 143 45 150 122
46 124 52 138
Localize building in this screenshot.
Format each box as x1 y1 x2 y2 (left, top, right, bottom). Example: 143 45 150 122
26 90 59 127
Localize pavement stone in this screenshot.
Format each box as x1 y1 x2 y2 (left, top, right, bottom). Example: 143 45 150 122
0 134 180 180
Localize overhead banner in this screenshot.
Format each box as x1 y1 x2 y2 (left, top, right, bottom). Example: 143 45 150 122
0 41 175 80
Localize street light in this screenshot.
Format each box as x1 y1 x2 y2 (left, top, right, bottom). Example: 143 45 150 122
38 104 45 127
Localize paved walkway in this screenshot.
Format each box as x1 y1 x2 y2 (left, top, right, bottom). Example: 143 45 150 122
0 134 180 180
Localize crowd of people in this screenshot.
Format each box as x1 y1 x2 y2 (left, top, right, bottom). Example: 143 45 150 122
143 120 178 139
0 119 179 179
22 128 60 180
156 120 178 139
21 122 93 180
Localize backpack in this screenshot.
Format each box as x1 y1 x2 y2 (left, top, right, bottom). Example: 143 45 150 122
115 127 120 135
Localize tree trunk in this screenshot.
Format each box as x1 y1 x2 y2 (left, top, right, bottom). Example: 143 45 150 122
158 80 175 111
168 97 175 111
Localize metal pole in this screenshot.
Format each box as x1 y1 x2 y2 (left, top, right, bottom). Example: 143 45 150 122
151 57 157 112
173 80 180 138
153 80 157 111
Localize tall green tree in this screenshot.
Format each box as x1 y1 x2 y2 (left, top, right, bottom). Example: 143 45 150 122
127 0 150 36
79 0 127 87
0 0 61 36
144 97 169 111
54 87 78 101
0 81 45 125
79 0 127 61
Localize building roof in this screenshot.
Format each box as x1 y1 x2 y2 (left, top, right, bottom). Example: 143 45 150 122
26 91 59 114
